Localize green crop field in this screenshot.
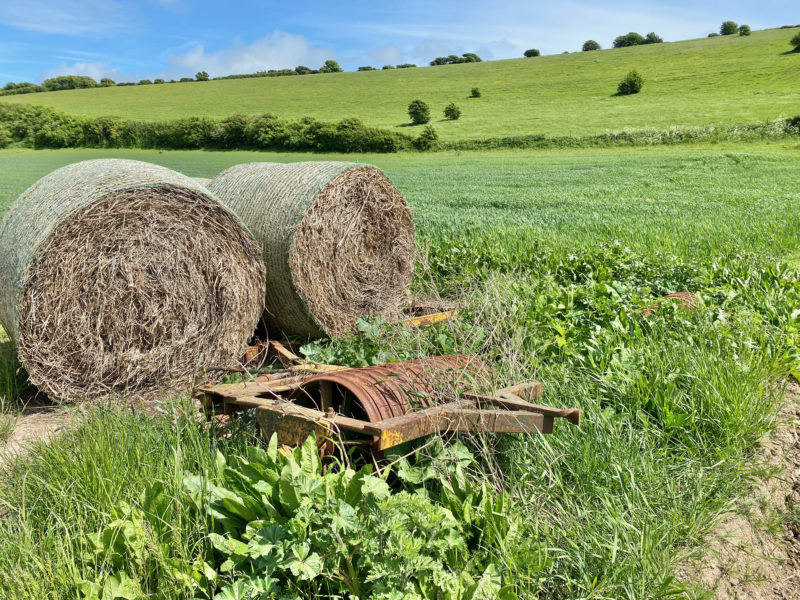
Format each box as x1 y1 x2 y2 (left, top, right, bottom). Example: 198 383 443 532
1 144 799 598
1 28 799 141
2 145 799 260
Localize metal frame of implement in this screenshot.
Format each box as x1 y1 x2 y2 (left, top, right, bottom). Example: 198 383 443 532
197 338 581 453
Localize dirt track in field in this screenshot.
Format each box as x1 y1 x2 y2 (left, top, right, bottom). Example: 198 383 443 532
0 402 74 468
679 381 800 599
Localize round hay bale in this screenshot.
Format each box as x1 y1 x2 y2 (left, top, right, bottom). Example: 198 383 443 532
0 159 265 401
191 177 213 187
209 162 414 338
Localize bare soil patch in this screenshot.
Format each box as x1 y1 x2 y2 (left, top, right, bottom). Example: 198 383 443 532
0 402 75 468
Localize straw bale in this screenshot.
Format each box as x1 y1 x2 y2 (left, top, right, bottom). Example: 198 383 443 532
209 162 414 338
0 159 265 400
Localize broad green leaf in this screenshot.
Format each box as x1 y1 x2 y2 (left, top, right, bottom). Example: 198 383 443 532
344 465 372 505
463 564 501 600
330 499 358 533
140 482 173 536
266 433 279 463
286 543 323 581
361 474 390 500
101 573 143 600
208 533 249 557
75 580 102 600
278 463 302 513
215 451 227 474
213 581 250 600
299 434 321 476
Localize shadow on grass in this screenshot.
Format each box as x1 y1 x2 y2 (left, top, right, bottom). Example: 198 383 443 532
0 338 48 413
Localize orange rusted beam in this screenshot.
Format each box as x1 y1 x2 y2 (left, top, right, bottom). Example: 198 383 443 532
402 309 460 328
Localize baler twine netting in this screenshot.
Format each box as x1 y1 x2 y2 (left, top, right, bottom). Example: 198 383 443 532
0 159 265 401
209 162 414 338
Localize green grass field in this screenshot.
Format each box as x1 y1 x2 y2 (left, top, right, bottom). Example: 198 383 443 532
0 132 799 600
2 144 799 260
1 28 798 141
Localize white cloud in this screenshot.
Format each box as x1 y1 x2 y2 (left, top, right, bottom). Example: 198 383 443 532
167 31 335 77
40 61 123 81
0 0 136 36
368 43 404 66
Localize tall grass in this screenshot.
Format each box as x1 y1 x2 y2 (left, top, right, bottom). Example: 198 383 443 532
0 401 256 599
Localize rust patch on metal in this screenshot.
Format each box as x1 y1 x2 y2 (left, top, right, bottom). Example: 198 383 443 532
641 291 699 316
291 354 491 423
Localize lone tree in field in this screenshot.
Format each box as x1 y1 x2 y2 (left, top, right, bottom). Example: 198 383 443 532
720 21 738 35
470 87 481 98
320 60 343 73
582 40 601 51
195 71 209 81
99 78 115 87
523 48 541 57
616 70 644 95
408 99 430 125
792 31 800 52
645 32 663 44
444 102 461 120
738 24 751 36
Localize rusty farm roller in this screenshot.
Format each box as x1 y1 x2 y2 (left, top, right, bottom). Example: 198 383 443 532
196 309 580 458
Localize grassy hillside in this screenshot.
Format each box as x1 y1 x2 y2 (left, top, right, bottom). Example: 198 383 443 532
1 29 798 141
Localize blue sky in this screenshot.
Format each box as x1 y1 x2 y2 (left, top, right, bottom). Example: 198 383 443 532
0 0 795 83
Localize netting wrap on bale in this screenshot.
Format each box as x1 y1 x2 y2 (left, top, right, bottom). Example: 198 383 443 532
209 162 415 338
0 159 265 401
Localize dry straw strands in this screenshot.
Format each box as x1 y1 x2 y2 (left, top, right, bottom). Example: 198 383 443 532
209 162 414 338
0 159 265 401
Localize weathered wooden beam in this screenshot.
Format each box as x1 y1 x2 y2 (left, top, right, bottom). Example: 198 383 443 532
496 381 543 401
240 396 384 436
463 391 581 426
370 400 547 450
266 341 304 366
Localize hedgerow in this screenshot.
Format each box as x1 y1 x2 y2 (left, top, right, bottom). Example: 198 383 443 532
0 105 414 153
0 104 797 154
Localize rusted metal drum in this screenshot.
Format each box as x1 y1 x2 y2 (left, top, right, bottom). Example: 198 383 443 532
291 354 491 423
662 291 698 308
641 291 699 316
